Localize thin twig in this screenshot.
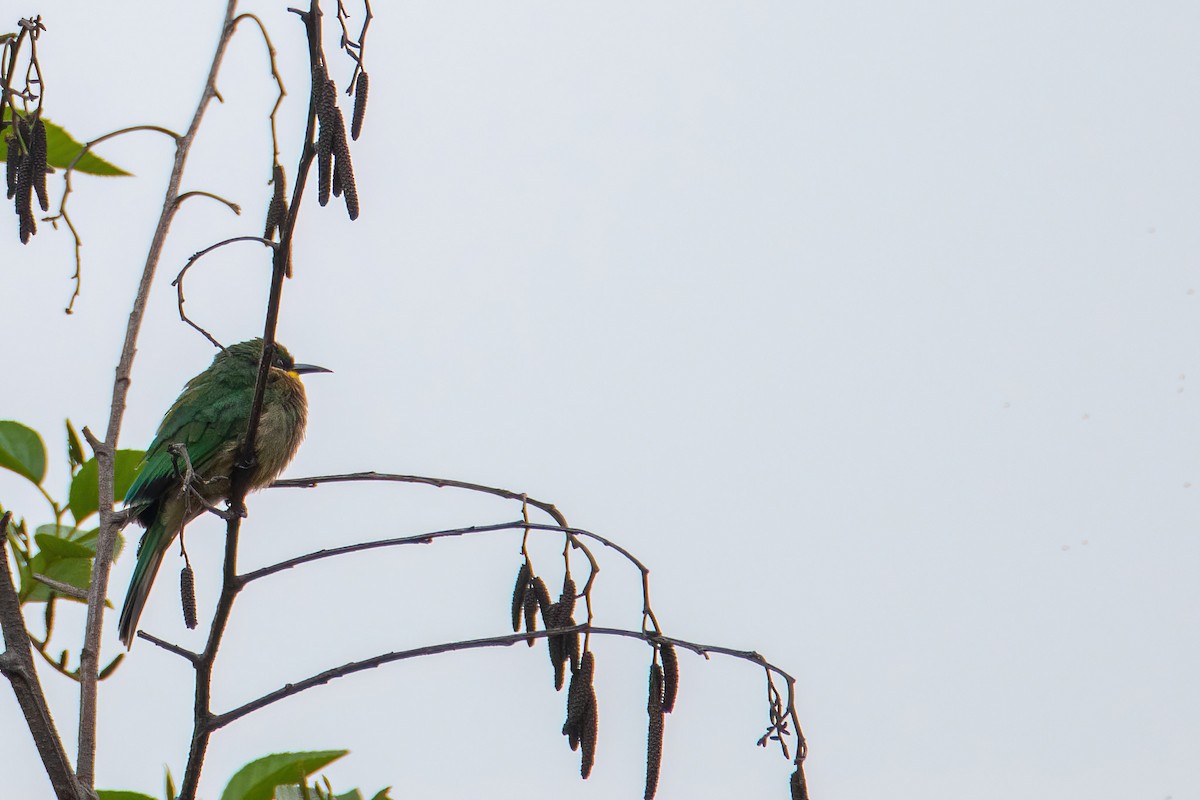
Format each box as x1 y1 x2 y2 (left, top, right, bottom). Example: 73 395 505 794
42 124 181 313
231 13 286 162
171 235 277 349
174 190 241 215
32 574 89 601
177 5 326 798
0 512 83 799
136 631 200 664
76 1 243 787
209 625 801 749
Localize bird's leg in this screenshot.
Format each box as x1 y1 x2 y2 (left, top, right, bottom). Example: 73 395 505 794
167 443 236 521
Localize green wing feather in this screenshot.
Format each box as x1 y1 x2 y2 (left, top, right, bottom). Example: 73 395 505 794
125 375 253 509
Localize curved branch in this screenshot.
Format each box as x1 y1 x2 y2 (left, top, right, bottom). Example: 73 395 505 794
0 512 81 799
174 190 242 215
240 519 635 592
171 235 277 349
179 5 328 798
209 625 802 746
43 124 181 313
232 13 287 161
272 471 570 530
77 0 243 786
269 472 660 628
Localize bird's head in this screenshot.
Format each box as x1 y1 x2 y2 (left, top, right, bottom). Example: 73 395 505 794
221 338 333 378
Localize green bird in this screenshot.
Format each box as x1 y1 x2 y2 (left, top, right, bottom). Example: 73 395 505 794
118 339 330 648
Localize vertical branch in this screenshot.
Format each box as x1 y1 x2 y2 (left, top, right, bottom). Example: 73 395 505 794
0 513 83 800
76 0 242 788
177 5 325 798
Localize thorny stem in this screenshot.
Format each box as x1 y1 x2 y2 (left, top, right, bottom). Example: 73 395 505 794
76 0 242 788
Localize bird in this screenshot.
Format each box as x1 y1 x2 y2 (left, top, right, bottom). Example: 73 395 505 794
117 338 330 648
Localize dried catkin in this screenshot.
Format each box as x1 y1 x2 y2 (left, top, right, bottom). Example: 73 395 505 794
560 576 576 617
329 106 359 220
660 642 678 713
563 650 594 749
316 120 334 207
351 72 369 140
6 135 18 199
16 168 35 243
180 565 197 629
789 766 808 800
580 687 597 779
510 562 531 632
544 602 568 691
532 576 552 618
522 585 539 647
31 118 48 211
645 664 665 800
264 163 287 239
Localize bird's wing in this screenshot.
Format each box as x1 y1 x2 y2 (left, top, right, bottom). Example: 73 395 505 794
125 380 251 506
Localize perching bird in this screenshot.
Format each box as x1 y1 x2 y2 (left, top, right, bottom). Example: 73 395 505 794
118 339 330 647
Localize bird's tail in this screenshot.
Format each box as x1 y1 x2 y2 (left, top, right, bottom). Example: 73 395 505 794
118 518 173 648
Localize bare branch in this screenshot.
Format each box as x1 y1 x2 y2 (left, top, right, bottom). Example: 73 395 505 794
32 574 89 601
272 470 570 527
231 13 287 161
42 124 181 314
0 512 84 799
171 235 277 349
174 190 242 215
136 631 200 664
269 472 660 629
209 625 802 752
178 5 328 797
77 0 244 786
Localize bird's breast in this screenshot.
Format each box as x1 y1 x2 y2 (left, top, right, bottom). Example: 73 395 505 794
251 374 309 488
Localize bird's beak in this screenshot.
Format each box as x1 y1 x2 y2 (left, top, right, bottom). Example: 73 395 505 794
292 363 333 375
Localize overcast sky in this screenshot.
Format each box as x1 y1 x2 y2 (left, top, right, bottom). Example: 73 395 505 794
3 2 1199 798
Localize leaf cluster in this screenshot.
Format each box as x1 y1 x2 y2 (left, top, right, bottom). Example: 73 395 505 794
1 419 142 679
96 751 390 800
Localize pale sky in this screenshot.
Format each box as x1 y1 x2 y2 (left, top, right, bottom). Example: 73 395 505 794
3 2 1199 798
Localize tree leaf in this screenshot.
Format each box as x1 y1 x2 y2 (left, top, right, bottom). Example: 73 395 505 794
66 419 85 470
25 556 93 603
98 792 159 800
0 110 131 176
367 790 392 800
277 786 362 800
72 526 125 561
0 421 47 484
35 528 93 559
220 752 349 800
69 449 146 524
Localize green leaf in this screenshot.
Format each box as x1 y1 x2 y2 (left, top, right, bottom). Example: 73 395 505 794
35 528 93 559
220 752 349 800
165 768 177 800
24 556 92 603
0 421 47 484
69 449 146 524
277 787 361 800
367 790 392 800
274 788 303 800
66 419 84 470
72 526 125 561
0 109 131 176
98 792 159 800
